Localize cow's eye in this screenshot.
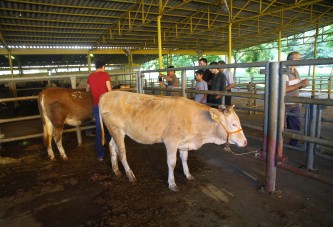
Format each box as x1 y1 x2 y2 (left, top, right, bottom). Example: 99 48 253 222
232 123 237 127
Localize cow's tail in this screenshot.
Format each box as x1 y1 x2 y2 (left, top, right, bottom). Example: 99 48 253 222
37 92 48 145
99 105 105 146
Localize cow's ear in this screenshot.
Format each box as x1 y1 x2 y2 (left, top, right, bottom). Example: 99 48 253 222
209 108 221 122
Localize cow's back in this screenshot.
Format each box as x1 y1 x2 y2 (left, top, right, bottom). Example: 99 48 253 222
99 91 212 144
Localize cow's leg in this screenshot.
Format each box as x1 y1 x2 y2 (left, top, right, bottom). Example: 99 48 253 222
103 119 136 183
165 142 179 192
53 126 68 161
109 138 122 177
43 116 56 161
179 147 195 181
114 133 136 183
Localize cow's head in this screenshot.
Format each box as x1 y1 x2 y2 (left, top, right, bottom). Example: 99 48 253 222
209 105 247 147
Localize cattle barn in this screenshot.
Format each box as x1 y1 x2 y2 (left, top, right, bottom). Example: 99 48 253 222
1 0 333 226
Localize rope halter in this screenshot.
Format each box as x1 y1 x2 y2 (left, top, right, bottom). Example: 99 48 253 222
220 121 243 144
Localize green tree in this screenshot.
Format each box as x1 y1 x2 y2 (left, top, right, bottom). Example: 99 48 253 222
236 43 274 77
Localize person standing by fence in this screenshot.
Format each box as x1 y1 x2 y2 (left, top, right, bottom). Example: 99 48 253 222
199 58 214 90
208 62 226 105
86 59 112 161
218 60 235 106
285 51 309 147
159 66 179 96
194 69 208 103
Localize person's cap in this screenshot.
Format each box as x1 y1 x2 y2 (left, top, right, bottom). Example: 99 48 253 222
195 69 205 75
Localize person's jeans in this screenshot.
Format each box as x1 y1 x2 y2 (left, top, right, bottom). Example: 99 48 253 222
93 106 104 159
285 104 301 146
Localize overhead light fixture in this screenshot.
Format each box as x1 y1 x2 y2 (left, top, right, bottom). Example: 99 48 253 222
11 56 15 59
89 54 94 57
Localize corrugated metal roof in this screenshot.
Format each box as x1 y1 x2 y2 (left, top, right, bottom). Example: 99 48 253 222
0 0 332 66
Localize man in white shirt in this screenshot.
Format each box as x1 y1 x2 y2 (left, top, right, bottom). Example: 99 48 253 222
218 60 235 105
285 51 309 147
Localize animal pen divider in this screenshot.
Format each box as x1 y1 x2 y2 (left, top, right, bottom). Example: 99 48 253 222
1 60 333 193
0 72 137 144
141 59 333 193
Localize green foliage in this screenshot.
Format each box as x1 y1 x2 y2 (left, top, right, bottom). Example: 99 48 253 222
141 25 333 75
140 54 223 70
234 44 274 77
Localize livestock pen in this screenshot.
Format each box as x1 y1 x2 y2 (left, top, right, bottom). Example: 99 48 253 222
0 60 333 226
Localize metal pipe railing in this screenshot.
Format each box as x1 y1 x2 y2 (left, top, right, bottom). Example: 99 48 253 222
1 60 333 194
0 72 137 146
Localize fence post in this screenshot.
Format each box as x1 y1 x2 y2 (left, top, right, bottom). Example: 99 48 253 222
328 76 332 99
304 104 310 152
70 76 76 88
277 62 286 161
264 62 280 193
314 105 325 154
181 70 186 98
247 82 253 114
306 104 317 170
137 72 143 94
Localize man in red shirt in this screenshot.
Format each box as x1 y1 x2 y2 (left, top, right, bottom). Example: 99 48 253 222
86 59 112 161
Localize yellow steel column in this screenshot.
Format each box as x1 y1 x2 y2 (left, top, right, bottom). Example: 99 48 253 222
227 0 232 63
157 0 164 95
128 51 134 87
278 30 282 61
88 52 92 73
157 0 164 69
8 51 13 77
312 22 319 97
228 22 232 63
8 51 18 107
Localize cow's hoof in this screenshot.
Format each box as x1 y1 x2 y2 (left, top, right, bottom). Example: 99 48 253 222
186 175 195 181
169 184 179 192
49 156 56 161
114 170 122 177
61 156 69 161
126 170 137 183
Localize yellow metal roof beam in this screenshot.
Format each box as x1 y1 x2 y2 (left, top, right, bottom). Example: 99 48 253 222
281 5 310 29
236 0 323 24
0 31 9 50
0 8 120 20
2 29 103 35
261 0 277 14
0 16 114 26
232 0 251 21
4 0 132 13
0 22 107 31
6 35 99 39
313 5 333 22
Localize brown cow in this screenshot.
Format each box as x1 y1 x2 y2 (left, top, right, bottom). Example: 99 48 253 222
99 91 247 191
38 88 93 160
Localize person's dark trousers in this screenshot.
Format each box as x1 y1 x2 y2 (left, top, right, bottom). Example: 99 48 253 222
93 106 104 159
208 95 222 107
225 89 232 106
285 104 301 146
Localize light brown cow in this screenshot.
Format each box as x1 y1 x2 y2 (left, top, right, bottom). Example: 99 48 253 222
38 88 93 160
99 91 247 191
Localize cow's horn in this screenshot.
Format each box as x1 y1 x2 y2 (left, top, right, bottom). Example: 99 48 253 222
218 105 226 112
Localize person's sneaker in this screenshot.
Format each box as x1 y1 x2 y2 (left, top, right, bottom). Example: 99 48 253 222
98 157 104 161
